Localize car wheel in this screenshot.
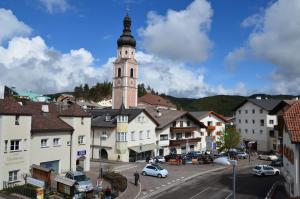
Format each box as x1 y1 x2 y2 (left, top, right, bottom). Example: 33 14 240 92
275 171 279 175
142 171 147 176
157 174 162 178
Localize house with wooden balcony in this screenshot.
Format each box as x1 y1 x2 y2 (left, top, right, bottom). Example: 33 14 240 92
145 107 206 156
191 111 227 151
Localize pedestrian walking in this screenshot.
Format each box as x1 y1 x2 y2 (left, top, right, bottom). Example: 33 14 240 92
134 171 140 186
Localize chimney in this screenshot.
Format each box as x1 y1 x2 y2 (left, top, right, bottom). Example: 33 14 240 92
156 108 162 118
41 104 49 113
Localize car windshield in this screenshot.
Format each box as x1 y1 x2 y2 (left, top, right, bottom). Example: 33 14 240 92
255 166 261 170
74 175 87 182
155 165 164 170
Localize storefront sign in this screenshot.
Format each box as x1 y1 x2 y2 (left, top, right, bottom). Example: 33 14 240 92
27 176 45 188
77 150 86 156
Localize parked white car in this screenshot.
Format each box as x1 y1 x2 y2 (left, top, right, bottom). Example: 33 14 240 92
258 153 278 161
65 171 94 192
142 164 168 178
149 156 166 164
252 165 280 176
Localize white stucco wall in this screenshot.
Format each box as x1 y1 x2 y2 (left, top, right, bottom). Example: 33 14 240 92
0 115 31 190
30 131 71 174
60 117 91 171
283 129 300 197
235 101 277 151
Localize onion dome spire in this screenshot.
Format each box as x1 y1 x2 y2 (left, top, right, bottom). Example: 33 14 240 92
117 12 136 48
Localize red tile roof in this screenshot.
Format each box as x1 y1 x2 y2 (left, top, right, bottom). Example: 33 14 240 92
138 93 176 109
283 101 300 143
0 98 31 115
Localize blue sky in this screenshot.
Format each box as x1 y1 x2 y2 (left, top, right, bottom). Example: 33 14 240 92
0 0 299 98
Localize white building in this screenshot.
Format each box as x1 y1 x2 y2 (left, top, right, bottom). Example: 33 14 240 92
281 101 300 197
90 104 158 162
0 98 91 190
191 111 227 151
145 108 207 156
234 98 281 152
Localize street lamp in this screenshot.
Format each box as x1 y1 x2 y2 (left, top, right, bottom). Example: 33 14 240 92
214 157 237 199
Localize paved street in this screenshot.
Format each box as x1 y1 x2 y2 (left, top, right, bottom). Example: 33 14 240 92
152 163 283 199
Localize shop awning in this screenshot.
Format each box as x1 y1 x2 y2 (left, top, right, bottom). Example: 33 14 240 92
129 143 157 153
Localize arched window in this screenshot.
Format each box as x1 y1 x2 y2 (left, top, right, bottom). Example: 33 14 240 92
130 68 134 78
125 50 128 55
118 68 121 78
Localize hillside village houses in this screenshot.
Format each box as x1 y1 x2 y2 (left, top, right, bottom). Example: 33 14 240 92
234 98 281 152
0 98 91 190
191 111 227 151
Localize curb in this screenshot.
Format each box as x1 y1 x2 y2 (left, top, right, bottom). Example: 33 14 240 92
265 181 284 199
138 166 227 199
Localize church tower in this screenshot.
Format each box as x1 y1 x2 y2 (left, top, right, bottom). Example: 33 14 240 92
112 13 138 109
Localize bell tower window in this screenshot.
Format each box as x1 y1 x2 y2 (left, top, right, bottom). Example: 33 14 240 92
125 50 128 55
118 68 121 78
130 68 134 78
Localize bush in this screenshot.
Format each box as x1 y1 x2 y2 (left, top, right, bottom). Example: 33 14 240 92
103 172 127 192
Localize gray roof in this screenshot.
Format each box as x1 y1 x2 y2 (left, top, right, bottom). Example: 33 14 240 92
235 99 282 111
190 111 210 119
90 108 144 128
145 107 206 130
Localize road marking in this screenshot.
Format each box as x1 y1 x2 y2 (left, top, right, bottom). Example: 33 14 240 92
224 193 232 199
189 187 210 199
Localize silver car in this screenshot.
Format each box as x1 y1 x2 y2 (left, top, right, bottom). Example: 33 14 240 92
65 171 94 193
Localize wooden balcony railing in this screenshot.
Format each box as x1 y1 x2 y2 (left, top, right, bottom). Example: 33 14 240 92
169 138 201 147
170 127 197 133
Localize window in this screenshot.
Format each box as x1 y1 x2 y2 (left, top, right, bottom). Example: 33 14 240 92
67 141 71 146
252 109 255 114
131 131 135 141
252 120 255 124
176 133 182 140
4 140 8 153
185 133 191 138
245 110 248 114
260 119 264 126
117 132 127 142
81 117 84 125
10 140 20 151
160 135 168 141
130 68 134 78
269 130 275 137
41 139 48 148
238 110 241 114
117 68 121 78
245 129 248 133
180 121 183 127
9 170 18 182
245 119 248 124
125 50 128 55
238 128 241 133
260 130 263 134
239 119 241 123
269 120 274 124
216 122 222 126
53 138 60 146
173 121 176 127
147 130 150 139
78 136 85 145
187 121 191 126
15 115 20 125
207 121 213 126
260 109 263 114
139 131 143 140
252 129 255 134
102 131 107 141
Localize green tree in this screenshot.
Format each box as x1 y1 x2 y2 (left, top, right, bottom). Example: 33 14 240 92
217 125 240 152
138 83 147 97
74 84 84 99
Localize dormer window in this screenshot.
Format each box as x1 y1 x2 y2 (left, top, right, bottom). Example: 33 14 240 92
15 115 20 125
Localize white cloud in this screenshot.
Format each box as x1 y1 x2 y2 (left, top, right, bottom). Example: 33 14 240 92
137 51 247 97
0 36 113 97
0 8 31 44
226 0 300 94
39 0 70 14
139 0 213 62
225 48 246 70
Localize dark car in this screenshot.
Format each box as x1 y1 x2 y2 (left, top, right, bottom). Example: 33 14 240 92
269 157 283 167
198 154 213 164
